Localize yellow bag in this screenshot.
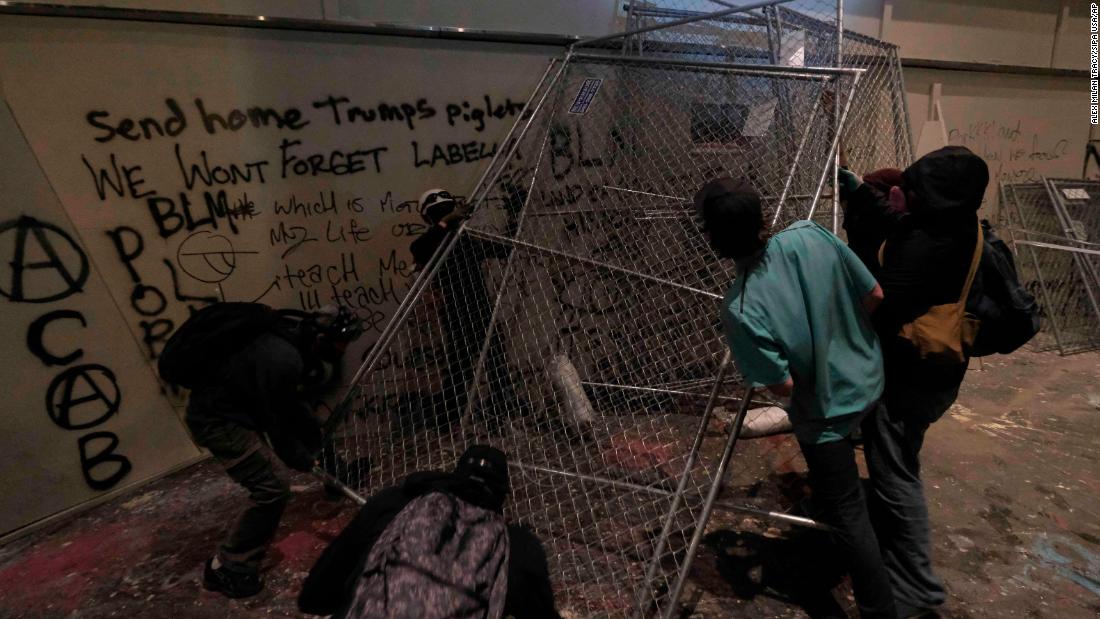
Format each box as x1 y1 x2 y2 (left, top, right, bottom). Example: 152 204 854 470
878 223 983 365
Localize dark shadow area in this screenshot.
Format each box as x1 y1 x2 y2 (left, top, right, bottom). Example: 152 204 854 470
701 526 850 618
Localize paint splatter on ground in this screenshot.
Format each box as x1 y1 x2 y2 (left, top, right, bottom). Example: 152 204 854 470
0 464 352 619
670 348 1100 618
0 348 1098 618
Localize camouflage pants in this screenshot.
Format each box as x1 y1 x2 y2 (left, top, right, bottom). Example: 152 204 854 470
186 417 291 573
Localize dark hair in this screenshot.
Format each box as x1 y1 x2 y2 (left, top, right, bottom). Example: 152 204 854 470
693 177 766 260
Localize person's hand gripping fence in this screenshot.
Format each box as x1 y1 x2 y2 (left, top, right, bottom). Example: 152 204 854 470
441 199 474 228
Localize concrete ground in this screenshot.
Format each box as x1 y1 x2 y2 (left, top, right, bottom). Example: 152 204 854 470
688 348 1100 619
1 348 1097 618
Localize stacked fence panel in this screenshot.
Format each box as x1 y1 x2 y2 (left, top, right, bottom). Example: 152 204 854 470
1001 180 1100 355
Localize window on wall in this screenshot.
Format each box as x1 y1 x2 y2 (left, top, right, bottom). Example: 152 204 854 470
690 101 748 145
689 75 777 150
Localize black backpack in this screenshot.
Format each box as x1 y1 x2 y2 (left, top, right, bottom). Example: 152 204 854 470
158 302 284 389
966 220 1041 356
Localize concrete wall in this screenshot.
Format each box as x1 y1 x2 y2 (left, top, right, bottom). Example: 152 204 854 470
0 0 1092 537
0 14 553 538
843 0 1090 214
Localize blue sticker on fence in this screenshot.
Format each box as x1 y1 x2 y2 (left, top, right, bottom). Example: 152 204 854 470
569 78 603 114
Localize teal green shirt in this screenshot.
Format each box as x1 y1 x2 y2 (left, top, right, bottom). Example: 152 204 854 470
721 221 884 444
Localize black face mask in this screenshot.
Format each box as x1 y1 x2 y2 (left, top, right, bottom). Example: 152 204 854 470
704 224 765 261
421 191 457 224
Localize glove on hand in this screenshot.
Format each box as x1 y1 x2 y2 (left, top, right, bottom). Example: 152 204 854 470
440 200 473 227
837 167 862 195
270 431 318 473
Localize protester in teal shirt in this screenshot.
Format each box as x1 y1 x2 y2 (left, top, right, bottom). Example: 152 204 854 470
695 177 896 619
722 218 884 445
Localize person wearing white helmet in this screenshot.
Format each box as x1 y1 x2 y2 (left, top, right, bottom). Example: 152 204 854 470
406 187 523 434
409 188 474 267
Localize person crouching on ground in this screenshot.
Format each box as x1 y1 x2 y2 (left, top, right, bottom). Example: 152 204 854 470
184 306 361 598
695 177 896 618
299 445 560 618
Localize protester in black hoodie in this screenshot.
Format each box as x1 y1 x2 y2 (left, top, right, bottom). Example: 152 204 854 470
841 146 988 619
408 188 524 434
298 445 560 619
840 166 908 270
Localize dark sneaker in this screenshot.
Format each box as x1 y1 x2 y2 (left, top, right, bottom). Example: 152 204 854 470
202 558 262 598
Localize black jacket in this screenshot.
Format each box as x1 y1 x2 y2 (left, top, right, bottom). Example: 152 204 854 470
410 223 453 267
844 146 987 392
298 472 561 619
185 332 321 471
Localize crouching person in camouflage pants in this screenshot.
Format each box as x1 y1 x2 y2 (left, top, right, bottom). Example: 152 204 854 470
176 305 362 598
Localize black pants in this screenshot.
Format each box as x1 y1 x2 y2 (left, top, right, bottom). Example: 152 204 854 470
798 403 896 619
435 239 521 433
186 417 291 573
862 385 957 615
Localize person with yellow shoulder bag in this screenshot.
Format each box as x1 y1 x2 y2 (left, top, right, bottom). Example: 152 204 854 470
876 223 983 364
839 146 989 619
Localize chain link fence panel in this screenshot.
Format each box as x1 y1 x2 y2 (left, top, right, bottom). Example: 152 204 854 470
617 1 912 234
1001 181 1100 355
319 4 911 616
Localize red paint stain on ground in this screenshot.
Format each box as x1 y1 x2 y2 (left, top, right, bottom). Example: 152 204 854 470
271 530 324 570
604 433 675 475
1048 511 1070 530
0 523 134 613
763 435 802 474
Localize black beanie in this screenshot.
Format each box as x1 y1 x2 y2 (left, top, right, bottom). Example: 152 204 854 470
454 445 509 505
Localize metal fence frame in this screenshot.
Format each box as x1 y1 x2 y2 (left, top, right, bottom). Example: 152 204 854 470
1001 180 1100 355
319 4 896 617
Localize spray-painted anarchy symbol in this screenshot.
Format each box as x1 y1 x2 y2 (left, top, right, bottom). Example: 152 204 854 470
0 216 89 303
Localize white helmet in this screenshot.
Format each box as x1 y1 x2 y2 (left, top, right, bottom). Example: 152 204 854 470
418 188 457 223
